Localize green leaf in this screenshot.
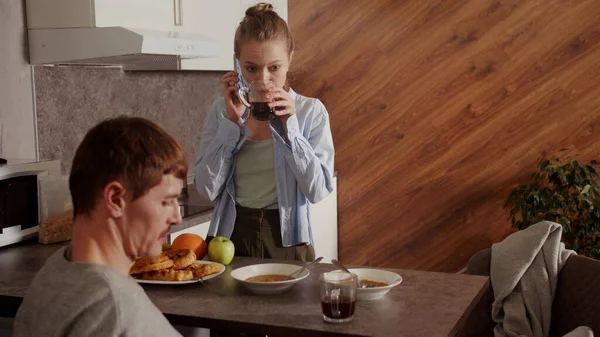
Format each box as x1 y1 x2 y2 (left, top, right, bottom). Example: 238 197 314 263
540 159 551 170
587 165 600 180
505 152 600 259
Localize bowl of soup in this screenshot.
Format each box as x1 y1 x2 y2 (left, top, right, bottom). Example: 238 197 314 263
230 263 310 295
348 268 403 301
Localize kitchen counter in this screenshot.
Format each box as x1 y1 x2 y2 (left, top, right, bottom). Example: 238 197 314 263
0 240 488 337
173 183 214 234
173 210 214 234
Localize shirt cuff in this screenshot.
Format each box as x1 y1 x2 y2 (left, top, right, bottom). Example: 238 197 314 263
270 115 301 148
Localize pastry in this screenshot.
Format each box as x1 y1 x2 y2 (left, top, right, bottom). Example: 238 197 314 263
187 262 221 279
162 249 197 270
141 268 194 281
130 255 174 274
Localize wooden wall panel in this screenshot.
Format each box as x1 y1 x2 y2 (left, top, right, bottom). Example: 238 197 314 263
288 0 600 272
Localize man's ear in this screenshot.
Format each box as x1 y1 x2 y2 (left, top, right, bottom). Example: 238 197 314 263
103 182 127 218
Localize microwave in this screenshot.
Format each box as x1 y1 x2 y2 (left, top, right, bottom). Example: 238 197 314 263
0 158 61 247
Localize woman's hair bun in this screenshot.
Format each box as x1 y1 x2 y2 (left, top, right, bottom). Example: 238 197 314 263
245 3 274 16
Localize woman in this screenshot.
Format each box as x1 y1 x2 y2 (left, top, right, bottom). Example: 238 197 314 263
194 2 334 262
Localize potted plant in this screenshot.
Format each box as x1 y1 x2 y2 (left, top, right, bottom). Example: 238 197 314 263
504 150 600 259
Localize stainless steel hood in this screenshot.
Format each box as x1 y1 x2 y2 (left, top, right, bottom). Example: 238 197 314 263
27 27 220 70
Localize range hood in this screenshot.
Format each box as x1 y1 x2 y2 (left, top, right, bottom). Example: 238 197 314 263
27 27 220 71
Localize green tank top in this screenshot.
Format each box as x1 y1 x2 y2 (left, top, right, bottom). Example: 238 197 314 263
233 138 278 209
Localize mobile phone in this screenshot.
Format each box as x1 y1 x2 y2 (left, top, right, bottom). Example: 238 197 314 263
233 56 247 89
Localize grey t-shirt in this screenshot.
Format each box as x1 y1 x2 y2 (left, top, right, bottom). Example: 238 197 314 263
14 247 182 337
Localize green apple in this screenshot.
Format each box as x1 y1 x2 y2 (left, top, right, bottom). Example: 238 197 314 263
208 236 235 265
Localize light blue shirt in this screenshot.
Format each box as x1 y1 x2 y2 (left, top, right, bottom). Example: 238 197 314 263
194 88 335 247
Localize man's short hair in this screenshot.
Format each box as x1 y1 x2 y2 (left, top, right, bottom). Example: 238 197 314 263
69 116 187 217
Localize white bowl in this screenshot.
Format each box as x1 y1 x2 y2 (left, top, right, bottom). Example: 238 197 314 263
348 268 403 301
230 263 310 295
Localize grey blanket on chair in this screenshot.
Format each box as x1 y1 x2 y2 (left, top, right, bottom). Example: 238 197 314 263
490 221 594 337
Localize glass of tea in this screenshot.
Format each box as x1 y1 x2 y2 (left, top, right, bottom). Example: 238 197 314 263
237 80 276 121
319 271 358 323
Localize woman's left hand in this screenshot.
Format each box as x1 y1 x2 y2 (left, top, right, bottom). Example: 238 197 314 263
267 87 295 125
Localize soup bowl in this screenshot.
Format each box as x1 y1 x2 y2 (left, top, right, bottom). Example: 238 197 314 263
230 263 310 295
348 268 403 301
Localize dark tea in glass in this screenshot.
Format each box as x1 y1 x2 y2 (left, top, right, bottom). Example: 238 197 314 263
237 80 276 121
251 102 274 121
321 295 356 320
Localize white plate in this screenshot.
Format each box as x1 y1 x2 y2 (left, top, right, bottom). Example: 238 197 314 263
348 268 403 301
135 260 225 285
230 263 310 295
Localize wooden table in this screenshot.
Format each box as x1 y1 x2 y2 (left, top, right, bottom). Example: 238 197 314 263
0 240 488 336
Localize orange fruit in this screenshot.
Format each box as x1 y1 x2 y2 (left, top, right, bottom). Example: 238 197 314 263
171 233 207 260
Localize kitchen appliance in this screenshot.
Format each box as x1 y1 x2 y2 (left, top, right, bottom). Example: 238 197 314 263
28 27 220 71
0 159 61 247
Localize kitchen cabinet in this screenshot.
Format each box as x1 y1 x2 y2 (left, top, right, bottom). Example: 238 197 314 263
25 0 176 30
94 0 177 31
25 0 288 71
310 176 338 262
174 0 239 71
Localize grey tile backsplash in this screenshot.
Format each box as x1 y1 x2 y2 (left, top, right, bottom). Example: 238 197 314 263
34 66 225 174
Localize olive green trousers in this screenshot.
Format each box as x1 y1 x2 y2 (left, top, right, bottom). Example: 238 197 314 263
228 205 315 262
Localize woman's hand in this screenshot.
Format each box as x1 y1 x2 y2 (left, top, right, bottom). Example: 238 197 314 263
267 87 296 126
222 72 246 122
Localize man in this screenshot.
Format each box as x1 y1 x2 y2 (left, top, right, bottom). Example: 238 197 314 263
14 117 186 336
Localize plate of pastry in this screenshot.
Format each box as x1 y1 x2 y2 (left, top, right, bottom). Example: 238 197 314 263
129 249 225 285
